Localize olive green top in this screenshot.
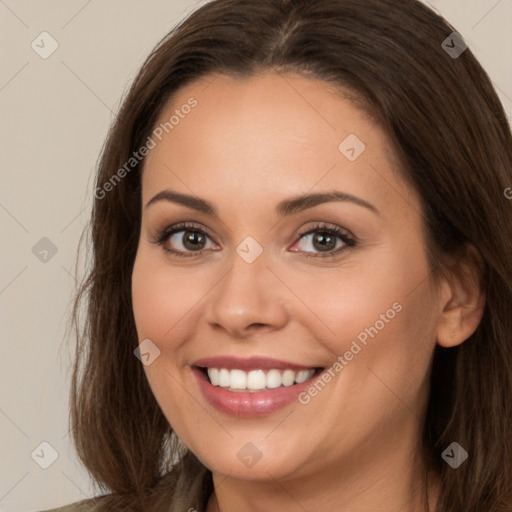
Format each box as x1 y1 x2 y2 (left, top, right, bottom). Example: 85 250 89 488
39 454 212 512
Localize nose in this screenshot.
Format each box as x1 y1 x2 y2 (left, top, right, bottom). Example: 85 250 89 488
205 248 289 340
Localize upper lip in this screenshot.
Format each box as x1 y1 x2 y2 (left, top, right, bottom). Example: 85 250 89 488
192 356 319 371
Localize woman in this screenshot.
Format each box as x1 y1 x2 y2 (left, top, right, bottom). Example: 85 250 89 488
44 0 512 510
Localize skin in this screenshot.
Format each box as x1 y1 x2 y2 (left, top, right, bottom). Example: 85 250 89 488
131 71 485 512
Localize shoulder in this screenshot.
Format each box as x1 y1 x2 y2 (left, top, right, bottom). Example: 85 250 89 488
37 454 212 512
151 453 213 511
38 496 104 512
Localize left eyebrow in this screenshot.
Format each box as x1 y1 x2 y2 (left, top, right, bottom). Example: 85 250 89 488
275 191 380 217
145 189 380 217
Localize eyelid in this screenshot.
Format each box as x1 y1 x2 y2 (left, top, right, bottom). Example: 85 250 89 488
152 221 214 241
152 220 356 258
291 222 356 258
151 221 217 252
296 221 353 239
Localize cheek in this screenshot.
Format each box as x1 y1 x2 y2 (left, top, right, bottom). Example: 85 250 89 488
131 253 207 430
131 252 206 342
278 250 407 356
333 277 438 429
284 244 436 395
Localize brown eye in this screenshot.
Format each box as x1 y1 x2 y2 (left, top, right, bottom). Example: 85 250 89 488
311 232 337 252
295 227 352 255
167 229 212 252
153 222 218 257
180 230 207 251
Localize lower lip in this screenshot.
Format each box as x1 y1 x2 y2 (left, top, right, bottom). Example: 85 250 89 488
192 367 319 417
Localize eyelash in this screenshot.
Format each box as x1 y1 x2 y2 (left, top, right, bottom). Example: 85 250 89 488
152 221 357 259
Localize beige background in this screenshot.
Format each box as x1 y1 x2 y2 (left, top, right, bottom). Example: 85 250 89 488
0 1 511 510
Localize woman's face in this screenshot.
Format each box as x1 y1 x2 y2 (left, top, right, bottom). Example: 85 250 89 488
132 71 445 482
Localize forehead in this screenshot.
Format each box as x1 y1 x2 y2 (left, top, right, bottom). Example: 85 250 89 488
141 71 417 220
148 71 374 162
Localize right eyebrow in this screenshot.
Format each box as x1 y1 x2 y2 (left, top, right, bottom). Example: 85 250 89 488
145 190 216 215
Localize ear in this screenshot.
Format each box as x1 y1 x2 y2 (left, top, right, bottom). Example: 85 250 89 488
436 244 486 348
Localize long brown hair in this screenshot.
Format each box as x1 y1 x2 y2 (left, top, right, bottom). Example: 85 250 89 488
70 0 512 510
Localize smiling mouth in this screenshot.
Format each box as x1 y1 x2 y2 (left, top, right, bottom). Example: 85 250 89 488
197 367 324 392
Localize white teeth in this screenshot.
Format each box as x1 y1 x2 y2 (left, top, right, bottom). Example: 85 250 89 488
206 367 315 391
266 369 282 389
282 369 296 387
218 368 230 387
208 368 219 386
229 369 247 390
295 370 311 384
247 370 266 390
